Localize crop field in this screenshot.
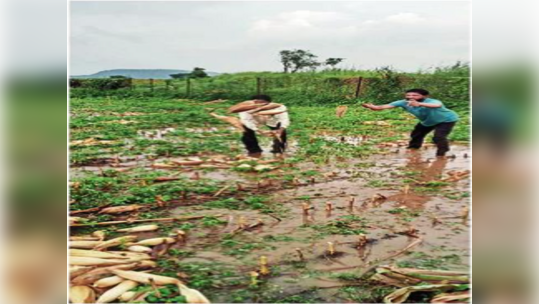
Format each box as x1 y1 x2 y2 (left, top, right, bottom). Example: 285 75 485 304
69 95 470 303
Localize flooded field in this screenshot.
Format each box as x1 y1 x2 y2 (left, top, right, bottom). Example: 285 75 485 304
70 98 470 303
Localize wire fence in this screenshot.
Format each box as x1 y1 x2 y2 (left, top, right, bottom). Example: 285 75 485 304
70 75 470 108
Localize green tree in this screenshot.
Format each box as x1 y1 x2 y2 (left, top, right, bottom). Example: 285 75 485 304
279 49 320 73
190 67 208 78
324 58 345 69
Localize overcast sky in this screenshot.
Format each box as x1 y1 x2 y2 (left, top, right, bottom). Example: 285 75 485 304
70 1 470 75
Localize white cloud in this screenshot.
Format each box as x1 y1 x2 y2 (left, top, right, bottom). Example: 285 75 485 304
385 13 427 24
249 10 351 34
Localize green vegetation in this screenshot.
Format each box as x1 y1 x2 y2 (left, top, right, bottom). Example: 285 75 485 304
69 65 469 303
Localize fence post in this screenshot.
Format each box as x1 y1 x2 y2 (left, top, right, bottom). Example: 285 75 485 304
186 77 191 97
256 77 262 95
355 77 363 98
149 78 154 92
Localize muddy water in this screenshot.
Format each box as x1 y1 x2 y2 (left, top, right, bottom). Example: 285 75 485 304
158 145 470 301
72 140 469 301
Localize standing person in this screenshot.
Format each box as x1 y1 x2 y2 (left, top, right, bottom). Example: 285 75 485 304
237 95 290 158
362 89 459 157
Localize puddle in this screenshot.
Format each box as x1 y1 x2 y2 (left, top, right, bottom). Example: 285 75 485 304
152 144 470 301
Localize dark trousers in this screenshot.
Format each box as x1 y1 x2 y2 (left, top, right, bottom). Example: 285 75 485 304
408 122 456 156
242 125 287 154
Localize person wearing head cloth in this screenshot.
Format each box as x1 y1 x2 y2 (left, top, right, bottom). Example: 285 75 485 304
362 89 459 157
236 95 290 158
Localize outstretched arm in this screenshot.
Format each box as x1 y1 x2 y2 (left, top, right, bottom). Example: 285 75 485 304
407 100 442 108
361 103 397 111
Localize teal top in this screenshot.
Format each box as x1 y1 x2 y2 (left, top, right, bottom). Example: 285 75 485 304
389 98 459 127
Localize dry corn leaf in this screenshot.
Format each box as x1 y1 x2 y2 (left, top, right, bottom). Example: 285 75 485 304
151 163 179 169
171 160 205 166
431 291 470 303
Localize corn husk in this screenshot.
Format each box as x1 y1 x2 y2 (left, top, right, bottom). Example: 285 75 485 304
93 275 124 288
137 260 158 268
70 241 103 249
254 109 287 116
92 231 106 241
111 270 182 285
69 286 96 303
70 266 91 278
247 103 283 114
96 280 139 303
127 245 153 253
70 257 136 266
132 237 176 247
94 235 138 250
118 291 137 302
70 249 130 259
177 285 211 304
228 100 263 113
70 236 100 241
336 105 348 118
117 224 159 233
70 217 84 225
107 251 152 260
98 205 144 214
209 113 245 131
70 263 139 286
383 284 467 303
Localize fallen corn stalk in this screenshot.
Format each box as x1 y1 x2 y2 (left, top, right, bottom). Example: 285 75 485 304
70 256 141 266
94 236 138 250
116 224 159 233
98 205 145 214
209 113 245 131
70 215 222 227
383 284 469 303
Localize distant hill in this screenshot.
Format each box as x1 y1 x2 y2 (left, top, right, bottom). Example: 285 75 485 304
72 69 219 79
